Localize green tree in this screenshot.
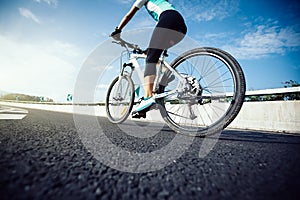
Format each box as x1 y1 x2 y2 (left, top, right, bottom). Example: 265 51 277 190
282 80 300 87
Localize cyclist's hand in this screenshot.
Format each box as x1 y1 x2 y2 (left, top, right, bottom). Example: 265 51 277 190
110 27 121 40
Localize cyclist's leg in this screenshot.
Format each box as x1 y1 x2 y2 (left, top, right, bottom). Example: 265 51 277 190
143 74 156 97
132 11 187 116
147 10 187 88
145 10 187 95
144 48 163 98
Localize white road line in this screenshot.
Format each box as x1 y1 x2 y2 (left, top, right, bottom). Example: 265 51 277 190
0 106 28 120
0 114 28 120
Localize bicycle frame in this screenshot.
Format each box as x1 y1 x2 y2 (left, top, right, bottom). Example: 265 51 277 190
119 49 188 100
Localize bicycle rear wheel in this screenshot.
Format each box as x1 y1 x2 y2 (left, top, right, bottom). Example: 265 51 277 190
106 75 135 123
158 47 246 136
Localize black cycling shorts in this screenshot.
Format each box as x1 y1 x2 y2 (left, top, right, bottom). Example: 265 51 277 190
144 10 187 77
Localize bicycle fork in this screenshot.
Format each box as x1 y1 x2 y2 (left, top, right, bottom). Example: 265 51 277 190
120 62 134 77
114 63 135 102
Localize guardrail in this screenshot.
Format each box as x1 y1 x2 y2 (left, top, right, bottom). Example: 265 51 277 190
1 87 299 134
1 87 299 104
244 86 300 95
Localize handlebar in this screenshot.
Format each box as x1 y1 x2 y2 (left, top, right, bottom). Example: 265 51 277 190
111 37 145 54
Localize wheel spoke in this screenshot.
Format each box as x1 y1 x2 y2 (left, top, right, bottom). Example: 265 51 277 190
159 48 245 136
106 75 134 123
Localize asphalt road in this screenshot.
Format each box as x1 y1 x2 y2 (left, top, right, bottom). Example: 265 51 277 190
1 107 300 200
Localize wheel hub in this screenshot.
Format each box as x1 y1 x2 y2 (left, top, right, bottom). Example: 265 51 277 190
178 75 202 100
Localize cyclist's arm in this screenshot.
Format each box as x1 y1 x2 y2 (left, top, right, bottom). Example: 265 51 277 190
117 6 139 31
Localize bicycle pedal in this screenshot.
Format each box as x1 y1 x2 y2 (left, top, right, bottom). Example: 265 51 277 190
132 111 146 119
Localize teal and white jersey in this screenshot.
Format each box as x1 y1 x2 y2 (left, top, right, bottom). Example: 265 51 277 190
133 0 176 21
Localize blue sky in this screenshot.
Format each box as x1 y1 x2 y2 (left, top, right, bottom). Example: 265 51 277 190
0 0 299 101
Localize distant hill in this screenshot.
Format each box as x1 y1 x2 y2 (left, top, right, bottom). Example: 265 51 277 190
0 93 54 102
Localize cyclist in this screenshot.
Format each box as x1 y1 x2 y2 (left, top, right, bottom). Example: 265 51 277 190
111 0 187 118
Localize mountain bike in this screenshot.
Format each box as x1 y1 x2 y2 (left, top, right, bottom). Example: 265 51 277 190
105 37 246 136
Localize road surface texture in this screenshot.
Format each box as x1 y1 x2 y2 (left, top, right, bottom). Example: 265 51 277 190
0 107 300 200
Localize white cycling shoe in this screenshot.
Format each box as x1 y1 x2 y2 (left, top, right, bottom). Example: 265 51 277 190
132 96 156 118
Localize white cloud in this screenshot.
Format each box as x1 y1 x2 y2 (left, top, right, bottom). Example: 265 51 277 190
19 8 41 24
47 40 80 57
0 35 81 101
116 0 134 4
34 0 58 7
223 24 300 60
133 16 156 28
177 0 239 22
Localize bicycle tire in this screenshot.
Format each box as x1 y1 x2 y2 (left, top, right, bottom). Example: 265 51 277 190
158 47 246 136
106 75 135 124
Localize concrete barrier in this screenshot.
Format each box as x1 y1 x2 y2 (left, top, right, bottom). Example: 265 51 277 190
1 100 299 134
228 101 300 134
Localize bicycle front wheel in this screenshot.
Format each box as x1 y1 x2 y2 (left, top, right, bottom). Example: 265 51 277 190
106 75 135 123
158 47 246 136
